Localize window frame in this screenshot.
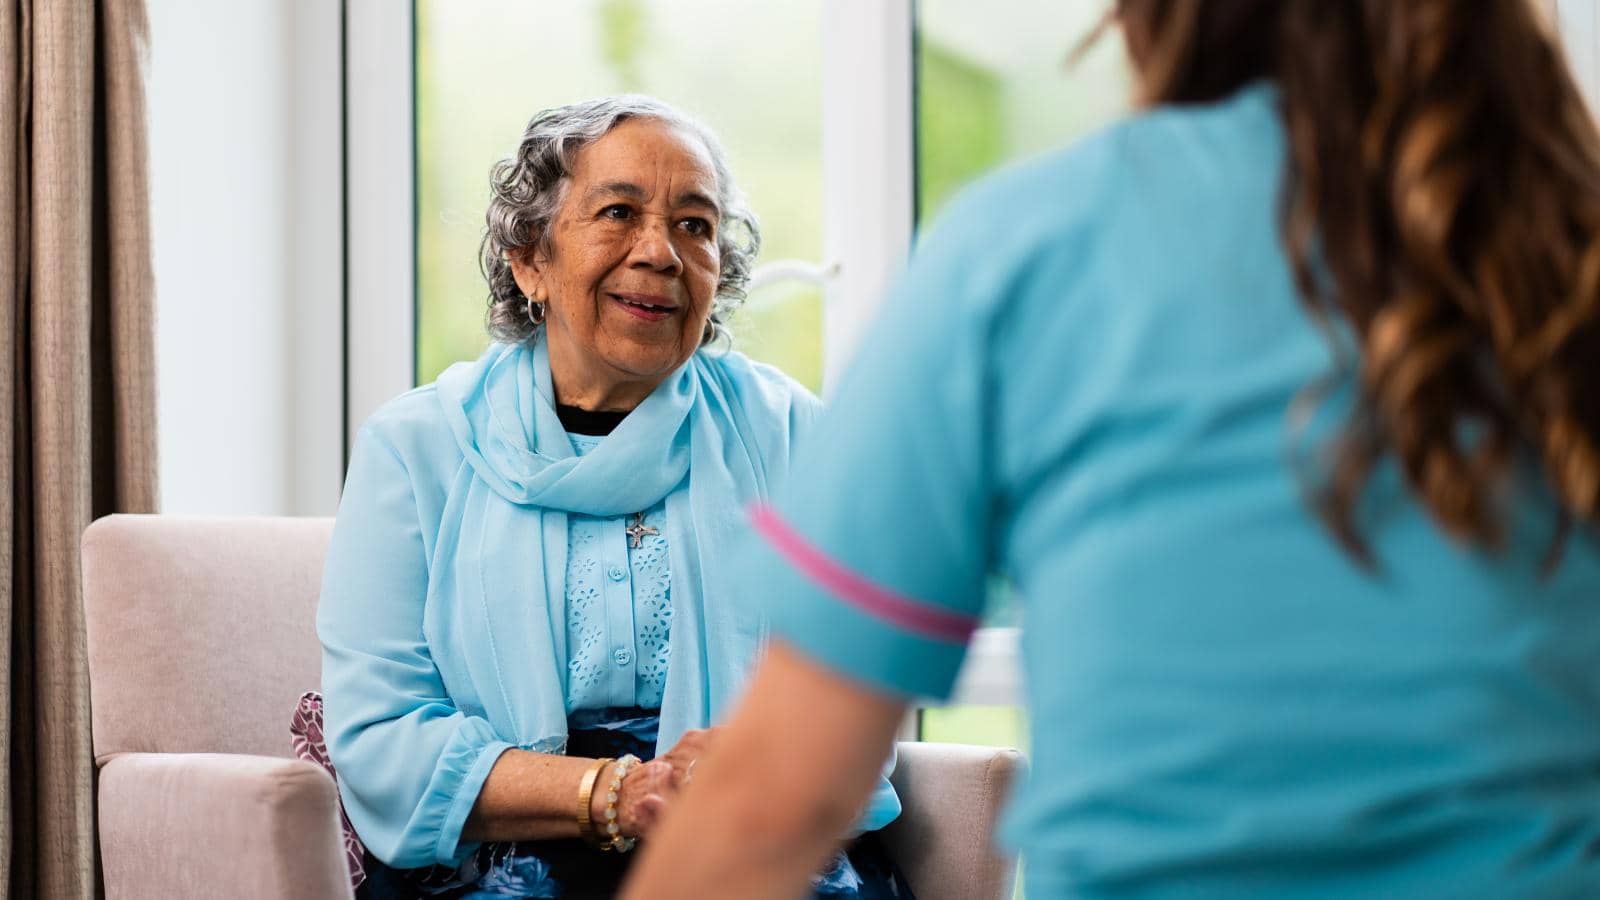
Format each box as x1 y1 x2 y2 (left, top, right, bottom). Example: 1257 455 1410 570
818 0 915 387
343 0 418 457
403 2 1600 724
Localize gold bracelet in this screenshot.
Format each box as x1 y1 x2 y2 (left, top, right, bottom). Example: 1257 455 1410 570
576 757 613 846
601 753 642 853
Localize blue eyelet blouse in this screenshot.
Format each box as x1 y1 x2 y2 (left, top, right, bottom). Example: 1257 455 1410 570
562 432 672 712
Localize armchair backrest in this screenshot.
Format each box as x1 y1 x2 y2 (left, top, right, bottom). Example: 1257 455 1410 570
82 515 334 763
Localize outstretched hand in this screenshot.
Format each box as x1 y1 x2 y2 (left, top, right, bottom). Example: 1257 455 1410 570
596 758 675 838
655 726 721 789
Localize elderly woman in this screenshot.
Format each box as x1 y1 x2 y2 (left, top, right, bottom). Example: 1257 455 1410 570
317 96 909 899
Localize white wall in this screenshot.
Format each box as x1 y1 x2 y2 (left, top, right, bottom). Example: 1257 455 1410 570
1554 0 1600 114
147 0 343 516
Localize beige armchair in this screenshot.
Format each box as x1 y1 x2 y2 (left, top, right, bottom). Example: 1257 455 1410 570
82 515 1022 900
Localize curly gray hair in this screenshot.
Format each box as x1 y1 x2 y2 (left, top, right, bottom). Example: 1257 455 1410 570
480 95 761 345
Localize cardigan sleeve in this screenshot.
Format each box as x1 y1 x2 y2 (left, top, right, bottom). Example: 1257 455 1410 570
317 425 514 868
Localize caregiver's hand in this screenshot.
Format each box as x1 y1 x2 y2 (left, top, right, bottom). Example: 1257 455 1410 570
593 758 676 838
587 728 724 841
655 726 722 788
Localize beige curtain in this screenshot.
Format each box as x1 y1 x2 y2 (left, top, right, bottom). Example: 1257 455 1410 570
0 0 158 896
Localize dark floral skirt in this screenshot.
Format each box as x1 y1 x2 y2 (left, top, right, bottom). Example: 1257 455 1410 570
358 708 914 900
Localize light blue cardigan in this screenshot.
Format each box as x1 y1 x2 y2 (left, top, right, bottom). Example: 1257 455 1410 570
317 341 900 868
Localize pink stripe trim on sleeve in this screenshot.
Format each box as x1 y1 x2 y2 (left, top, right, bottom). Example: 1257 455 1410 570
750 504 979 644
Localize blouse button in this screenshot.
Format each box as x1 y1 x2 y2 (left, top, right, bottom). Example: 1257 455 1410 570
613 647 633 667
607 564 627 582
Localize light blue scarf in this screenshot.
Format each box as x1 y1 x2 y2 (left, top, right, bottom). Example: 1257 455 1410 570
432 340 899 830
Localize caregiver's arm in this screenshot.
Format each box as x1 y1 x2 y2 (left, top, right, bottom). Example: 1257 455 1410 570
620 642 907 900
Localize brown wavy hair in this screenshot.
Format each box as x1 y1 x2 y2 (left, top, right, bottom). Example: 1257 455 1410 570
1113 0 1600 565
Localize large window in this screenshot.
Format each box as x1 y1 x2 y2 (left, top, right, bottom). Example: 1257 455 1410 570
399 0 1134 767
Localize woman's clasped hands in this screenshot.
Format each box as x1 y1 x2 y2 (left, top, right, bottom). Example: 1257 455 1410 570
593 727 719 841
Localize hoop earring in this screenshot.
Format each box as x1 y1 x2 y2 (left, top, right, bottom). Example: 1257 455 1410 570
526 295 546 326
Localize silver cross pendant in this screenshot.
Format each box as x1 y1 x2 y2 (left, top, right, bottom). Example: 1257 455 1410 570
625 511 659 549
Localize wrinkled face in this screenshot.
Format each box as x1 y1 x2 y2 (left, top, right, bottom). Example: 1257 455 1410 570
512 117 722 404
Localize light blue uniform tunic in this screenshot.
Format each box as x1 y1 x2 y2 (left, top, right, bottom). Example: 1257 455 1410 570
748 83 1600 897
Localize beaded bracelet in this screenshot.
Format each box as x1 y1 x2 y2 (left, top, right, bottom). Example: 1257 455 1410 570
600 753 642 853
576 757 614 846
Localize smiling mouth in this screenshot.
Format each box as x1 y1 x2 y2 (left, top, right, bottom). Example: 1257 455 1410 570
610 293 679 321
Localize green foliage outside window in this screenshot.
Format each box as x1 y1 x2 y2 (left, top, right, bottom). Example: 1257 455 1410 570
917 40 1006 221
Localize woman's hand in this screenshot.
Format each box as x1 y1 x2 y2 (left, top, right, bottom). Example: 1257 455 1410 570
586 728 723 841
619 643 909 899
592 758 675 839
655 726 721 789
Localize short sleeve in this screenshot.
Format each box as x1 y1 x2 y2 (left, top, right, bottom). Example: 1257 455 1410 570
751 203 1003 701
317 425 513 868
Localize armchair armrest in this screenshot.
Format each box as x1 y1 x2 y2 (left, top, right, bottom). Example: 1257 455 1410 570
883 742 1025 900
98 752 353 900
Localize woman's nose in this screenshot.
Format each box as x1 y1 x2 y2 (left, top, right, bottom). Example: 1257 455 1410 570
628 218 682 274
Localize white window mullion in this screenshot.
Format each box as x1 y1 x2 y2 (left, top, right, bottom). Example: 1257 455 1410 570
821 0 1022 715
344 0 417 458
820 0 915 388
287 0 346 515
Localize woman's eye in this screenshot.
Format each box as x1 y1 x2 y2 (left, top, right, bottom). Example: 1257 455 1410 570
679 217 711 237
